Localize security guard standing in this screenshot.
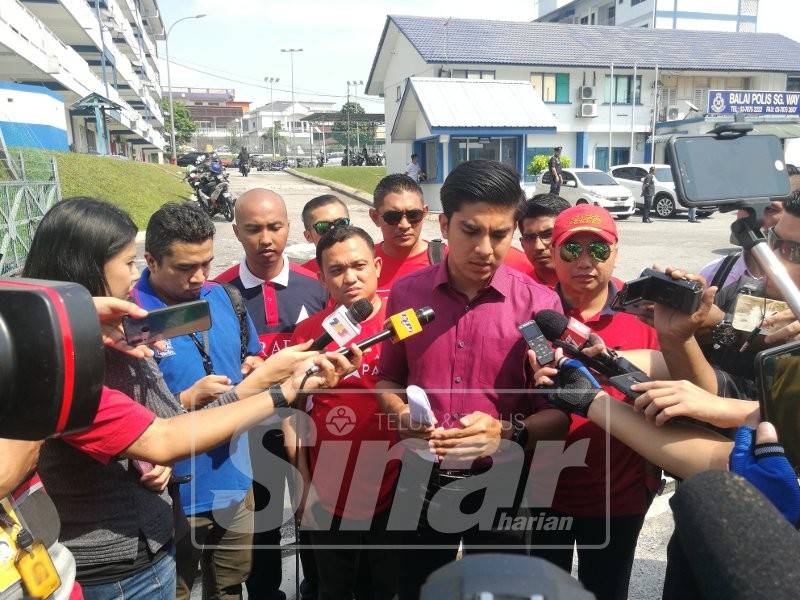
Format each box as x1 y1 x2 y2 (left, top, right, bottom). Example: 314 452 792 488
549 147 563 195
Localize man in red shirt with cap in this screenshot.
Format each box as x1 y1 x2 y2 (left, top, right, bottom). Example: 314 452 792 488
530 204 660 600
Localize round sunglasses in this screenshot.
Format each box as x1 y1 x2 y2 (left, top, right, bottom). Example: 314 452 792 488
559 241 612 263
312 217 350 235
379 209 425 226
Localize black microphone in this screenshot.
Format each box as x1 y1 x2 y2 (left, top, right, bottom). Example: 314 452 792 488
305 307 435 375
669 470 800 600
534 309 652 399
309 298 373 351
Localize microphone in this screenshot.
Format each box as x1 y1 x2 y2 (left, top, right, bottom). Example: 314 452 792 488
669 470 800 600
309 298 373 351
534 309 652 399
305 307 435 375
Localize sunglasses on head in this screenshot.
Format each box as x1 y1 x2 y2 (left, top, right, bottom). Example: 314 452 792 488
767 227 800 264
559 241 612 263
379 209 425 226
312 217 350 235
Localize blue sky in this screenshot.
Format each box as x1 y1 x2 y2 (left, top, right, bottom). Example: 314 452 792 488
158 0 800 112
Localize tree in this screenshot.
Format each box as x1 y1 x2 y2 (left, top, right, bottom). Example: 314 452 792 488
261 121 285 155
527 154 571 177
161 99 196 154
331 102 375 148
226 120 244 151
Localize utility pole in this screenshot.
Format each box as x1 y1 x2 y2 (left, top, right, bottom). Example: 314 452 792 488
264 76 279 155
345 81 351 163
281 48 303 164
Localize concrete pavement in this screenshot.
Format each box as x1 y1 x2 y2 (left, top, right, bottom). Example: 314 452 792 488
170 167 736 599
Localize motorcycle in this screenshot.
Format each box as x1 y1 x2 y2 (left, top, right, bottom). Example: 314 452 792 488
194 159 235 222
239 159 250 177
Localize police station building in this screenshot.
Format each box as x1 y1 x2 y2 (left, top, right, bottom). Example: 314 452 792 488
366 16 800 208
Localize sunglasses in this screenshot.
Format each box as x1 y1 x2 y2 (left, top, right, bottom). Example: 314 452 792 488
767 227 800 264
520 229 553 245
379 209 425 226
312 217 350 235
559 241 612 263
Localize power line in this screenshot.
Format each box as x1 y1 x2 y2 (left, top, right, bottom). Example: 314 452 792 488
164 56 384 104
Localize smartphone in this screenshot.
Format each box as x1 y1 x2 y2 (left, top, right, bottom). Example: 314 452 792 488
756 340 800 471
122 300 212 346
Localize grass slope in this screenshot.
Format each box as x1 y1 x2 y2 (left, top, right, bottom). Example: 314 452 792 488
296 166 386 195
6 149 192 229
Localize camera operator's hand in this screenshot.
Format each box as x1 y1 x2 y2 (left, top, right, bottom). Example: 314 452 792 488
93 297 167 358
730 422 800 526
631 379 758 428
762 308 800 345
180 375 233 411
653 268 718 341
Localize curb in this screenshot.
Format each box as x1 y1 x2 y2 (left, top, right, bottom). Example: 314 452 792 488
285 168 374 207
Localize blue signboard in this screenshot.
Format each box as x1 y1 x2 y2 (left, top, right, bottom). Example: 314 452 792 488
707 90 800 116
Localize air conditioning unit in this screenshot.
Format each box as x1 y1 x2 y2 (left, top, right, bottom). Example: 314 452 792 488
579 86 595 100
667 105 682 121
580 103 599 117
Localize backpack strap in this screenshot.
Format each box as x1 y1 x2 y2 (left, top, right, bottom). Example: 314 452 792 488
427 239 445 265
220 282 250 363
711 252 741 290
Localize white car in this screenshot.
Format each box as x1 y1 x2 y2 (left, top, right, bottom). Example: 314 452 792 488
535 168 635 219
609 164 715 219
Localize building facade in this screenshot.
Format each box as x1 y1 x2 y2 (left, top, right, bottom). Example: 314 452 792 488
164 87 250 152
242 100 337 155
534 0 759 32
367 15 800 209
1 0 166 161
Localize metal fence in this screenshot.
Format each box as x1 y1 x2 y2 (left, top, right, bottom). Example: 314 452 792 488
0 146 62 277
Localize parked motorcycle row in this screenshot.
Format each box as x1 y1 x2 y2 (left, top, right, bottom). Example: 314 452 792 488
183 153 235 222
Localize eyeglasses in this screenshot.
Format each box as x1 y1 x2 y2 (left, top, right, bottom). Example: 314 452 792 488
767 227 800 264
379 209 425 226
559 241 612 263
520 229 553 245
312 217 350 235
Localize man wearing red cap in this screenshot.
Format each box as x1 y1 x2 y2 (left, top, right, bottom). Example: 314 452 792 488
530 204 661 600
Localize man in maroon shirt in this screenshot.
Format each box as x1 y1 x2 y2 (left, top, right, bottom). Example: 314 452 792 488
530 204 660 600
376 159 570 599
517 193 570 289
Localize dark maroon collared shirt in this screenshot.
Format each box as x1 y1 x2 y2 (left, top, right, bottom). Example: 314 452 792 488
377 260 563 427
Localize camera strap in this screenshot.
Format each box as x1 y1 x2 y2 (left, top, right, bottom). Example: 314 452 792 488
189 331 214 376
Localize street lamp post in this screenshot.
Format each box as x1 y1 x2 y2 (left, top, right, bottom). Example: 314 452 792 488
281 48 303 164
165 14 206 163
345 81 352 163
264 76 279 156
349 80 364 150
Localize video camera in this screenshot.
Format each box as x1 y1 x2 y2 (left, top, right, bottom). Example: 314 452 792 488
612 268 703 315
0 278 104 440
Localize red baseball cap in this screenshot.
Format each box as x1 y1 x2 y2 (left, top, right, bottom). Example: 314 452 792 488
552 204 618 247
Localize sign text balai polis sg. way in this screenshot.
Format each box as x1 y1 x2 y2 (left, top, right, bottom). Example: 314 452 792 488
708 90 800 116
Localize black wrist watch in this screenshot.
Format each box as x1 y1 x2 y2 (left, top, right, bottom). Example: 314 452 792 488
511 419 529 449
269 384 289 409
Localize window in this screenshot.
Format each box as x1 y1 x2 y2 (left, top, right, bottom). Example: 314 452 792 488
453 137 518 171
531 73 569 103
590 12 595 24
594 147 630 171
580 16 589 24
631 0 646 5
612 167 645 180
451 69 495 80
424 140 438 181
604 75 642 104
788 76 800 92
608 6 616 21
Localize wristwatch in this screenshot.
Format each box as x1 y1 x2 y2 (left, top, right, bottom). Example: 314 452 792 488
269 384 289 409
511 419 529 449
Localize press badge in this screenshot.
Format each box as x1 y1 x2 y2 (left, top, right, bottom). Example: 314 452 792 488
16 540 60 599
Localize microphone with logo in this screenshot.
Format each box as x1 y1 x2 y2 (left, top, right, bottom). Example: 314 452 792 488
305 307 435 375
309 298 374 351
533 309 652 399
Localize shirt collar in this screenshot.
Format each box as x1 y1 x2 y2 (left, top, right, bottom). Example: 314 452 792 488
433 257 511 299
238 255 289 289
132 267 214 309
556 280 619 322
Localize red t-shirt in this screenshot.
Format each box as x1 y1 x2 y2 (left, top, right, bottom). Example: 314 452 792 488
503 246 536 279
291 302 399 520
550 295 659 517
302 258 320 274
61 386 155 464
375 242 433 298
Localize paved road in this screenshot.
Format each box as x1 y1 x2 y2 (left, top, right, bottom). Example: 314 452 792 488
172 168 736 599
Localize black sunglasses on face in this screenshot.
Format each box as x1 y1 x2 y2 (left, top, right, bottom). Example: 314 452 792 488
379 209 425 226
312 217 350 235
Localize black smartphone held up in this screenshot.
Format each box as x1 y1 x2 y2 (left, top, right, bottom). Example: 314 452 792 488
756 340 800 472
122 300 212 346
518 319 555 365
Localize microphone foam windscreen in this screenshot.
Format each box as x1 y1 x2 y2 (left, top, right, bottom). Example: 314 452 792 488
416 307 435 325
670 470 800 600
348 298 374 323
534 309 569 341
